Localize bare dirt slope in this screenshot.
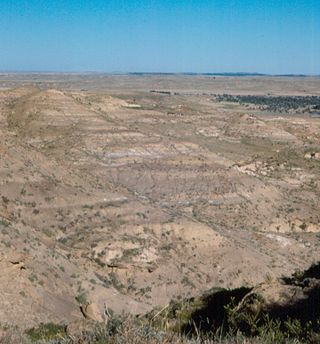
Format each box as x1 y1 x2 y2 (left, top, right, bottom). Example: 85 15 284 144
0 75 319 328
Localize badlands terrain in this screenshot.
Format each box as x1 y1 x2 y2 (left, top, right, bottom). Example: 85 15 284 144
0 74 320 329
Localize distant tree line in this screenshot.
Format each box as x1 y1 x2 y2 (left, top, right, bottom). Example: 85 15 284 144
150 90 171 95
214 94 320 113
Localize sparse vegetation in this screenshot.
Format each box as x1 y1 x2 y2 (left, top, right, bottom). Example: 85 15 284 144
1 75 320 342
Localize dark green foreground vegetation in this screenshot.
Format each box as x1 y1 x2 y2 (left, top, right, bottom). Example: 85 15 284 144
2 263 320 344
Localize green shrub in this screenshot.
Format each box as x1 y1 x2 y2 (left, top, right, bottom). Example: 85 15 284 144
75 292 88 305
26 322 66 341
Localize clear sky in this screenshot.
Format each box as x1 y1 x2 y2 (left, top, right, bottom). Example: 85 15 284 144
0 0 319 74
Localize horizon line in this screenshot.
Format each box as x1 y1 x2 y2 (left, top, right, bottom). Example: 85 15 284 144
0 71 319 77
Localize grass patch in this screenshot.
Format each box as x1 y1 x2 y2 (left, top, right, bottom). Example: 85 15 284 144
26 323 66 342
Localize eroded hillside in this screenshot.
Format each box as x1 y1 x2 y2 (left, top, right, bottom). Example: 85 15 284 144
0 75 320 328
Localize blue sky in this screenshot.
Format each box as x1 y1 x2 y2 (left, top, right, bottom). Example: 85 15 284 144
0 0 319 74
